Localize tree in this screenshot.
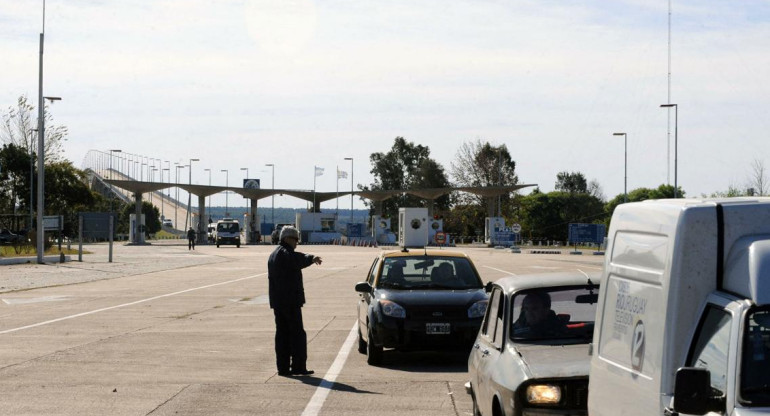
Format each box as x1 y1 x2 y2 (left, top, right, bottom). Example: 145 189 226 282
602 184 684 227
747 159 768 196
363 137 450 226
450 139 518 203
120 201 161 236
0 143 33 216
1 95 68 162
519 190 605 242
555 171 587 194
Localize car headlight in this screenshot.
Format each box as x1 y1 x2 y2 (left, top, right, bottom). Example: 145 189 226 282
526 384 561 404
380 300 406 318
467 300 488 318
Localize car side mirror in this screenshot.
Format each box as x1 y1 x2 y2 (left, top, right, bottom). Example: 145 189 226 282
671 367 725 415
484 282 494 293
355 282 373 293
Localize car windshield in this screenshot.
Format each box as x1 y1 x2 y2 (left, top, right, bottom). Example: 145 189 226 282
217 223 239 232
377 256 482 290
740 306 770 406
510 285 598 343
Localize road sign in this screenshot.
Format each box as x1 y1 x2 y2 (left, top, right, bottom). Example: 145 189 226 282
42 215 63 231
434 231 447 245
568 223 606 244
511 223 522 233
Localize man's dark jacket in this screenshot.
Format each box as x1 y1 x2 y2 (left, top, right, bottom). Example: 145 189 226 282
268 242 315 309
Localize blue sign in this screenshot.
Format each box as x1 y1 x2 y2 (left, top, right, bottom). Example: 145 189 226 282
568 223 606 244
347 223 364 237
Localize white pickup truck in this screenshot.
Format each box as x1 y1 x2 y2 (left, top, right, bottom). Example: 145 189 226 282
589 198 770 415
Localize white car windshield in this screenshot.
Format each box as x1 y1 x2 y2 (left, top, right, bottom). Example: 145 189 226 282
510 285 598 343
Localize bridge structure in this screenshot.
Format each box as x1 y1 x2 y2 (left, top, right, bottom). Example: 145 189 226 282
83 150 535 244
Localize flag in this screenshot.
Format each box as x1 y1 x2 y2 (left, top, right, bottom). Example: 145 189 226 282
315 166 325 177
337 169 348 179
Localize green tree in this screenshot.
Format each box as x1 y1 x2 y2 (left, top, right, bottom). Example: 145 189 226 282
555 171 588 194
0 143 33 216
363 137 450 226
519 188 605 242
120 201 161 236
602 184 684 227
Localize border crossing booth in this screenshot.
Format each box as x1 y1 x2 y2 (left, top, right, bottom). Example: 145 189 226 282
398 208 429 248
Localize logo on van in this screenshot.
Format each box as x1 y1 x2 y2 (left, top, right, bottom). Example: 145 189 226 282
631 320 645 372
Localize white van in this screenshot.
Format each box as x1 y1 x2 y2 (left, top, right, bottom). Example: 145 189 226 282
213 218 241 248
589 198 770 415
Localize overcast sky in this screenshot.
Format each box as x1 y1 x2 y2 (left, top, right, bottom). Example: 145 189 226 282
3 0 769 210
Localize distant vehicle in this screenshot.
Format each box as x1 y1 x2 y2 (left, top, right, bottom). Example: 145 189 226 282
466 272 600 416
354 249 488 365
214 218 240 248
206 223 216 243
0 229 20 245
271 223 294 244
162 219 173 227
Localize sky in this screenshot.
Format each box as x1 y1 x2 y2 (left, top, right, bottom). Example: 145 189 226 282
3 0 770 210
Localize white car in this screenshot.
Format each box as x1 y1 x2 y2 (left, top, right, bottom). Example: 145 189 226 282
162 219 173 227
466 271 600 416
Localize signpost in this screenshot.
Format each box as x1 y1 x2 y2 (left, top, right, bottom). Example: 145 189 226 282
434 231 447 246
567 223 607 254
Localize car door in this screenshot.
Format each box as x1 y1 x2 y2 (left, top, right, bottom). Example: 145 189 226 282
358 258 379 341
472 286 505 415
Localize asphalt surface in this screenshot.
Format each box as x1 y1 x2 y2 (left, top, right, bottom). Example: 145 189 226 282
0 241 604 415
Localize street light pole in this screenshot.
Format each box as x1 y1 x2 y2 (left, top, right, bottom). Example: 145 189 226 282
344 157 353 224
109 149 122 211
613 133 627 203
221 169 229 216
265 164 274 225
186 158 199 231
36 95 60 264
241 167 249 213
660 104 679 198
175 163 184 230
204 168 211 222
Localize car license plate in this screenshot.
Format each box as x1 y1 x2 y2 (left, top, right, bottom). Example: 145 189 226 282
426 323 450 335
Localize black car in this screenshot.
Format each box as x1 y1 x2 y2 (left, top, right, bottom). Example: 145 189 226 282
0 229 20 245
354 249 488 365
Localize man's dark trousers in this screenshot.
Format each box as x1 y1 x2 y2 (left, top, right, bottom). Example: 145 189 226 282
273 306 307 373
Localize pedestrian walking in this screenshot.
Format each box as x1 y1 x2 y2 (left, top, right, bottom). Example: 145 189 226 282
187 227 196 250
267 225 322 376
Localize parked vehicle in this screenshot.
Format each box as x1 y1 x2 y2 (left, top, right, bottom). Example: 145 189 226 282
271 223 294 244
588 198 770 415
354 249 488 365
213 218 240 248
0 229 20 245
466 271 600 416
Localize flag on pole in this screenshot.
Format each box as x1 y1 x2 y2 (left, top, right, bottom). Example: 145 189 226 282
337 169 348 179
315 166 325 177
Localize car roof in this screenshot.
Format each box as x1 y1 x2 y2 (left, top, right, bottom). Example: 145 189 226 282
493 271 602 294
378 249 471 259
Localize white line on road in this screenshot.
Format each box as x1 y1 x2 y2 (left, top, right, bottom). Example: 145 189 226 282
301 322 358 416
482 265 517 276
0 273 266 336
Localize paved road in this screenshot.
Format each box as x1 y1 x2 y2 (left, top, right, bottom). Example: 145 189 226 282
0 242 604 415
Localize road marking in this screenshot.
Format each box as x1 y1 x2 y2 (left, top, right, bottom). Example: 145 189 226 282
301 322 357 416
482 265 517 276
0 273 266 336
2 295 71 305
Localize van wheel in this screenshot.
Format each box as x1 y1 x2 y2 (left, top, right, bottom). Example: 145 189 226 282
216 244 219 248
357 327 367 354
366 327 383 365
236 243 240 248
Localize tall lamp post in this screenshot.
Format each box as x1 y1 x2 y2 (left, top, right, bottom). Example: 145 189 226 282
204 168 211 222
36 96 61 263
162 167 169 220
613 133 627 203
185 158 199 231
344 157 354 224
109 149 122 211
660 104 679 198
241 167 249 213
175 164 185 231
265 164 274 225
221 169 229 216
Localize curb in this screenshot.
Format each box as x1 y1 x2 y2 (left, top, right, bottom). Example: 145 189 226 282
0 255 72 266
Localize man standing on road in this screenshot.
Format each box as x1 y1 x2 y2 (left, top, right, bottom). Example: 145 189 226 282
187 227 196 250
267 225 322 376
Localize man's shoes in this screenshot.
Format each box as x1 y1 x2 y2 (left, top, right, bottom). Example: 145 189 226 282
277 370 292 377
291 369 314 376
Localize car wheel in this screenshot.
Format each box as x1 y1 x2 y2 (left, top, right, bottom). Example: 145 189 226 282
357 327 367 354
366 327 383 365
216 244 219 248
236 243 240 248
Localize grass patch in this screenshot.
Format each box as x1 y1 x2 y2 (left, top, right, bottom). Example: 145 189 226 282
0 245 91 258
